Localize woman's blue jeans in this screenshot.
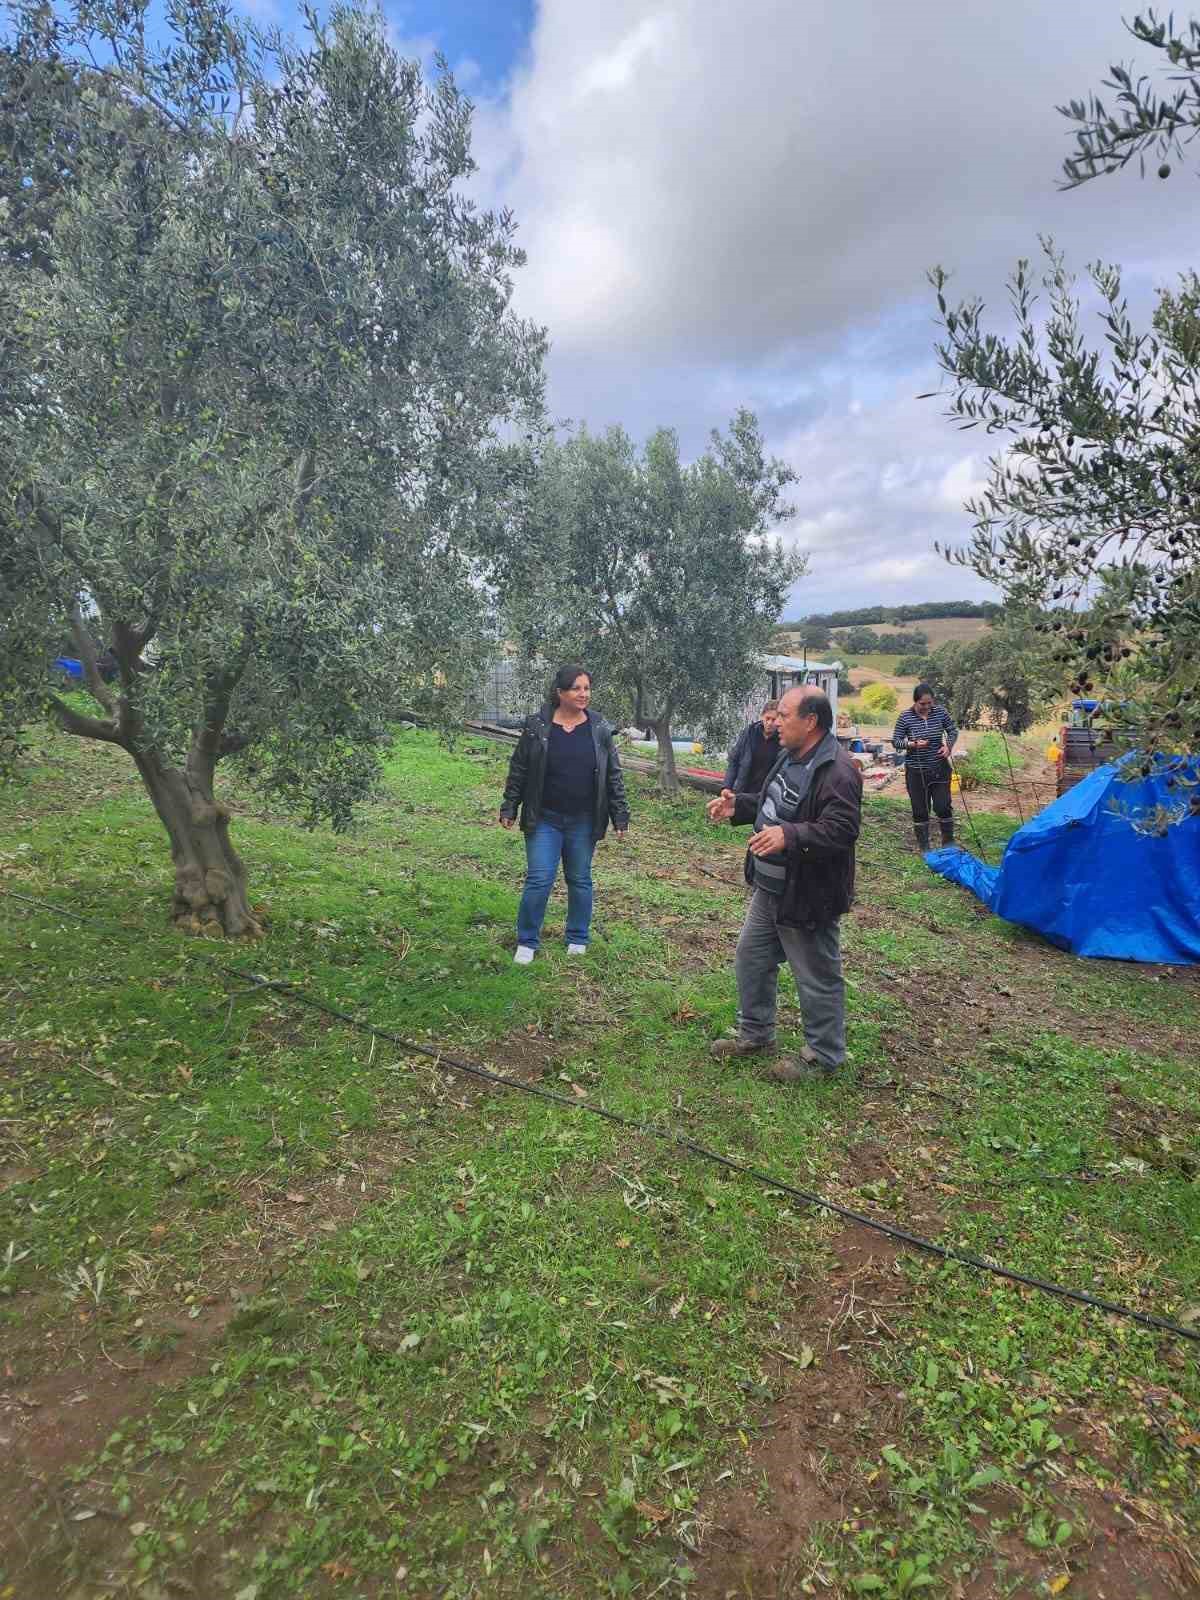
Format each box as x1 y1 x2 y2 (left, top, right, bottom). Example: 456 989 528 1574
516 809 595 950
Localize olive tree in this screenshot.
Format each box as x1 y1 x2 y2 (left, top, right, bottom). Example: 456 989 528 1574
1058 10 1200 187
928 11 1200 808
500 412 803 796
929 243 1200 790
926 610 1061 735
1 0 545 933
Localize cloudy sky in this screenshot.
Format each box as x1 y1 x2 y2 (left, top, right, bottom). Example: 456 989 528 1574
253 0 1194 616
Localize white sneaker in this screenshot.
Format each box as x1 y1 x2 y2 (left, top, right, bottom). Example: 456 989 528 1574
567 943 587 956
514 946 536 965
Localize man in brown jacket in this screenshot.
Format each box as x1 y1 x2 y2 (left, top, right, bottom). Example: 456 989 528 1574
706 687 862 1083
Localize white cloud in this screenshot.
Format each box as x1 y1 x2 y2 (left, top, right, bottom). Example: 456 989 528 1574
937 456 987 510
575 14 675 97
462 0 1197 611
492 0 1195 359
786 507 857 554
863 553 943 586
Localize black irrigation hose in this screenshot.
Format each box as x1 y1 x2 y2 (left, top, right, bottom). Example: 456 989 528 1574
4 885 1199 1346
226 968 1200 1346
1 889 100 923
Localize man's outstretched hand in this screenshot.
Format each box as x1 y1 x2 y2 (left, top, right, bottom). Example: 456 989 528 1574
707 788 736 823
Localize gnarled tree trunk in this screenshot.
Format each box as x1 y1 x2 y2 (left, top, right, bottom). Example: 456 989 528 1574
135 757 262 938
651 714 680 799
49 618 261 938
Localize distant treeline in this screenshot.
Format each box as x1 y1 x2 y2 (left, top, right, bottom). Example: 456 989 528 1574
837 628 929 654
782 600 1001 629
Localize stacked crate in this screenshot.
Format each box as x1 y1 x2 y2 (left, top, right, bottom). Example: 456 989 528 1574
1057 724 1121 796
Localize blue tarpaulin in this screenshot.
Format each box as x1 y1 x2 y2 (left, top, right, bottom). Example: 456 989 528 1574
926 760 1200 964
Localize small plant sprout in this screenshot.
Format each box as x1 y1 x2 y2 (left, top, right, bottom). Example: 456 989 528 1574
59 1255 109 1309
1 1240 32 1292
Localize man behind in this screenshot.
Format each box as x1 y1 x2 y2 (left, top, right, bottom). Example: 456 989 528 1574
706 688 862 1083
723 699 780 793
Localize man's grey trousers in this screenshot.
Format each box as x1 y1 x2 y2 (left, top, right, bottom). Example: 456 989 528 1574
734 888 846 1067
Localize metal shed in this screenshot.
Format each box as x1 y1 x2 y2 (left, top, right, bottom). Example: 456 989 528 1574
477 652 843 739
744 655 841 723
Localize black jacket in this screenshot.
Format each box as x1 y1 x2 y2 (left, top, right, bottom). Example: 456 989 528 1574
723 721 780 792
500 706 630 840
732 733 862 927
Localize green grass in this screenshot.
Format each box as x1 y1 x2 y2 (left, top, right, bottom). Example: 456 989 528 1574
955 731 1023 789
1 728 1198 1599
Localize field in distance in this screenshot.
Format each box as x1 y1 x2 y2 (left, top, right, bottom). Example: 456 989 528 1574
833 615 993 650
777 614 992 659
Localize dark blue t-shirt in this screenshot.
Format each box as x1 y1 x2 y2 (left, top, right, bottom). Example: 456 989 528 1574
542 719 596 816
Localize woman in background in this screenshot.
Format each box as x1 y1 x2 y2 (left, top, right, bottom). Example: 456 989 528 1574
723 699 781 793
500 665 629 963
893 682 958 851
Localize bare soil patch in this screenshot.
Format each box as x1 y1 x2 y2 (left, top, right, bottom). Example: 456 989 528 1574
691 1222 908 1599
0 1291 241 1589
689 1217 1196 1600
959 1488 1195 1600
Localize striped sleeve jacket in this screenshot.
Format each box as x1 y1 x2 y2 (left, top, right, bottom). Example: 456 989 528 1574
892 706 958 769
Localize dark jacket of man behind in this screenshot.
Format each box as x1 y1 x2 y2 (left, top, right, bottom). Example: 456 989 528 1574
724 709 781 793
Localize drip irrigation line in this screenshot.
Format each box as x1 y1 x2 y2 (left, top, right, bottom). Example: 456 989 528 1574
271 985 1194 1342
5 891 1200 1346
225 967 1200 1345
1 889 100 923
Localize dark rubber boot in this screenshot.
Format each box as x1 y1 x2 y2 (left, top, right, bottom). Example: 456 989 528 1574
914 823 931 852
939 816 955 847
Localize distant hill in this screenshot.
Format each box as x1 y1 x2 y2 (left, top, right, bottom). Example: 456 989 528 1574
781 600 1000 629
837 615 993 650
776 613 994 657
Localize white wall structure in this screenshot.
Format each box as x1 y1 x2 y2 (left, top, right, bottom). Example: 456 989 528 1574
477 653 841 741
742 655 840 727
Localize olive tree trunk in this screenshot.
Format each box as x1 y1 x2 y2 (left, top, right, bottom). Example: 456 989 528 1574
133 753 262 939
651 714 680 799
49 626 262 938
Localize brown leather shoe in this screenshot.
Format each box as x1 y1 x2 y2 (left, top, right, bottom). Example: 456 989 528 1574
763 1057 837 1085
710 1036 776 1061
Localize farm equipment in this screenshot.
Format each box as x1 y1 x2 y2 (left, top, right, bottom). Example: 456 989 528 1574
1055 700 1124 797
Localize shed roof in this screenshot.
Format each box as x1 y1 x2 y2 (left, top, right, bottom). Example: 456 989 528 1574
760 655 841 673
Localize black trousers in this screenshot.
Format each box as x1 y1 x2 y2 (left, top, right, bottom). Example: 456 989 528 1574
906 762 952 826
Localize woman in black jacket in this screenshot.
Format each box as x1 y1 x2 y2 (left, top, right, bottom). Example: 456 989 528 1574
499 665 630 963
892 682 959 851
